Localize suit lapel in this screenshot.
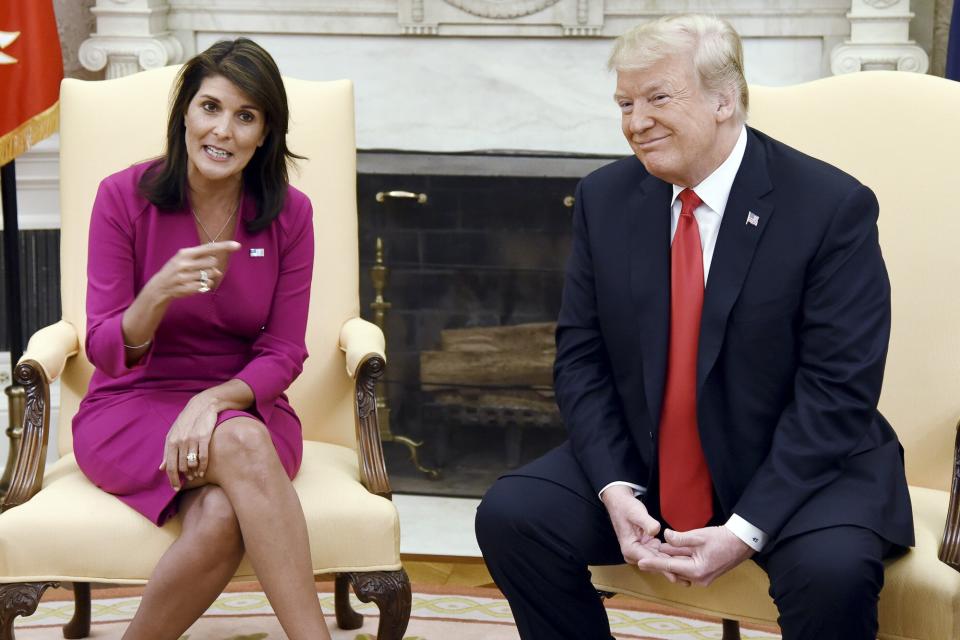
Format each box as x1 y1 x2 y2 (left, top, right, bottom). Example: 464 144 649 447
696 129 775 395
628 172 672 431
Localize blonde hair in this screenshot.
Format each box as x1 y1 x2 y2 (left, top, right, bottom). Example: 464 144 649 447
608 14 749 122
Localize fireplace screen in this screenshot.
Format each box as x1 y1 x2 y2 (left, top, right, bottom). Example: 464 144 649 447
357 152 613 497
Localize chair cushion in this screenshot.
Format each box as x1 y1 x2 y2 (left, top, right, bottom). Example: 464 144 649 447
0 441 401 583
589 486 960 640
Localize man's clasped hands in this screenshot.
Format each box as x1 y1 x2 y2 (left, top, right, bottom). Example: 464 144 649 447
600 485 755 588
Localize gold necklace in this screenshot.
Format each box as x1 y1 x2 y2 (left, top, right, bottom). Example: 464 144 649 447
192 194 240 244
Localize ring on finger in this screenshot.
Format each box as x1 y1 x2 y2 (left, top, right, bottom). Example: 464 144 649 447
198 270 211 293
186 451 199 467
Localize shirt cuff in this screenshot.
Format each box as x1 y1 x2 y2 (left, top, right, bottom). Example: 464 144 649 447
725 513 769 552
599 481 646 500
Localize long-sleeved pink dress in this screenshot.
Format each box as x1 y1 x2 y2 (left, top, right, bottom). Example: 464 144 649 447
72 161 314 525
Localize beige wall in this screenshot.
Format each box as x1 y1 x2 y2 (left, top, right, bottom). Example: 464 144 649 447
53 0 102 81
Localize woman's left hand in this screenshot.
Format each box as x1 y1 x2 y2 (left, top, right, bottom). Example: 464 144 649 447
159 392 218 489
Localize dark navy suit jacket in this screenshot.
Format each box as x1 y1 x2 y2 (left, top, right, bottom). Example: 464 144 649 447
528 127 914 550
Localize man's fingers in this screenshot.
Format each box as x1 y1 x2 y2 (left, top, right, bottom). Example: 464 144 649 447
623 540 670 565
631 544 660 560
639 516 661 539
638 554 697 580
659 543 695 557
641 537 662 552
664 528 705 548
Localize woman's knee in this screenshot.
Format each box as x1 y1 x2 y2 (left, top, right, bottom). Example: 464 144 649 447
211 418 277 475
184 486 243 552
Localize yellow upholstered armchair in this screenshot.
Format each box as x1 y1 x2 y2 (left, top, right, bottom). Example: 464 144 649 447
590 71 960 640
0 66 411 639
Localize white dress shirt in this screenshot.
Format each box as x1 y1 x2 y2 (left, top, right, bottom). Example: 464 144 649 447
598 126 769 552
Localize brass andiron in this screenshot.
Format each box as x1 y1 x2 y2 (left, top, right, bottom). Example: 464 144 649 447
370 235 439 480
0 384 25 500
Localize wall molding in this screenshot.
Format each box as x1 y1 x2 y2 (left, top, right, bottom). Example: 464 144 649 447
166 0 854 38
0 136 61 231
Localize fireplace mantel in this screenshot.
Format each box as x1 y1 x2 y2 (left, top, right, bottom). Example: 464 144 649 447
165 0 853 39
68 1 930 154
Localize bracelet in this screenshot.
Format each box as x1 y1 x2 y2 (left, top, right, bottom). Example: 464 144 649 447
123 338 152 350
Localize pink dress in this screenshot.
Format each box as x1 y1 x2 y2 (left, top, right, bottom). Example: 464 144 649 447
72 162 314 525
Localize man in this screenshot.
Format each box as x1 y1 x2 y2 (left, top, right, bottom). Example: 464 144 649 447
475 14 914 640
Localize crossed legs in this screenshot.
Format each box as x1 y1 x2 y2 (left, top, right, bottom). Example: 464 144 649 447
122 484 244 639
123 417 330 640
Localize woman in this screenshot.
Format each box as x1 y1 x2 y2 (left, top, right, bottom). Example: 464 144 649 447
72 38 332 640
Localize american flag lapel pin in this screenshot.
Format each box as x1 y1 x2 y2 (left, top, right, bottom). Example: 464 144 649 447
746 212 759 227
250 248 265 257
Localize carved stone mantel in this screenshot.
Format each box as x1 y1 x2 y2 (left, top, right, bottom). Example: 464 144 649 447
830 0 929 72
396 0 604 36
79 0 183 79
54 0 935 156
78 0 932 80
165 0 854 39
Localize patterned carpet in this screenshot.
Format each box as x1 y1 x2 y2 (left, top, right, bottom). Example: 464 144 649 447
13 584 781 639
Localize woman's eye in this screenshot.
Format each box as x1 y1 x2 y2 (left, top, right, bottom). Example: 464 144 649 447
238 112 255 123
202 102 217 112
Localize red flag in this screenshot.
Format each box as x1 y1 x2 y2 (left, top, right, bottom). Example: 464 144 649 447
0 0 63 166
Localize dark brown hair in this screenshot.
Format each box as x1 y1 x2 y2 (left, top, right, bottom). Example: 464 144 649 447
138 38 304 232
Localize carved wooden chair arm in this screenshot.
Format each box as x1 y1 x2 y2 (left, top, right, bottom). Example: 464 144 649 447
339 318 386 378
340 318 391 499
1 321 79 513
938 418 960 570
17 320 80 383
352 354 392 499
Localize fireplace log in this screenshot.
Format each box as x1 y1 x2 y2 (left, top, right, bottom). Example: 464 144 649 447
421 322 557 388
420 350 554 387
438 321 555 353
428 390 556 413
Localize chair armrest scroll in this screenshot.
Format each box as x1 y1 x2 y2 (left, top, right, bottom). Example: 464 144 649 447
353 353 392 499
17 320 80 384
938 418 960 570
0 322 76 512
0 360 53 513
339 318 386 379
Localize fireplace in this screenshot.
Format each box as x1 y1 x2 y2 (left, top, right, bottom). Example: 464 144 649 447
357 150 614 497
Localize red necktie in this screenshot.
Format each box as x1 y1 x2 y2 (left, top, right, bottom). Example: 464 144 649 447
658 188 713 531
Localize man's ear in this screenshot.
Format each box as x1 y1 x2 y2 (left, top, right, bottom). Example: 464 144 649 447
715 90 736 123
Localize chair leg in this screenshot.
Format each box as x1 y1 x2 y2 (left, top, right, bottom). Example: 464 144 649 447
722 618 741 640
62 583 91 639
0 582 58 640
347 570 411 640
334 573 364 630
